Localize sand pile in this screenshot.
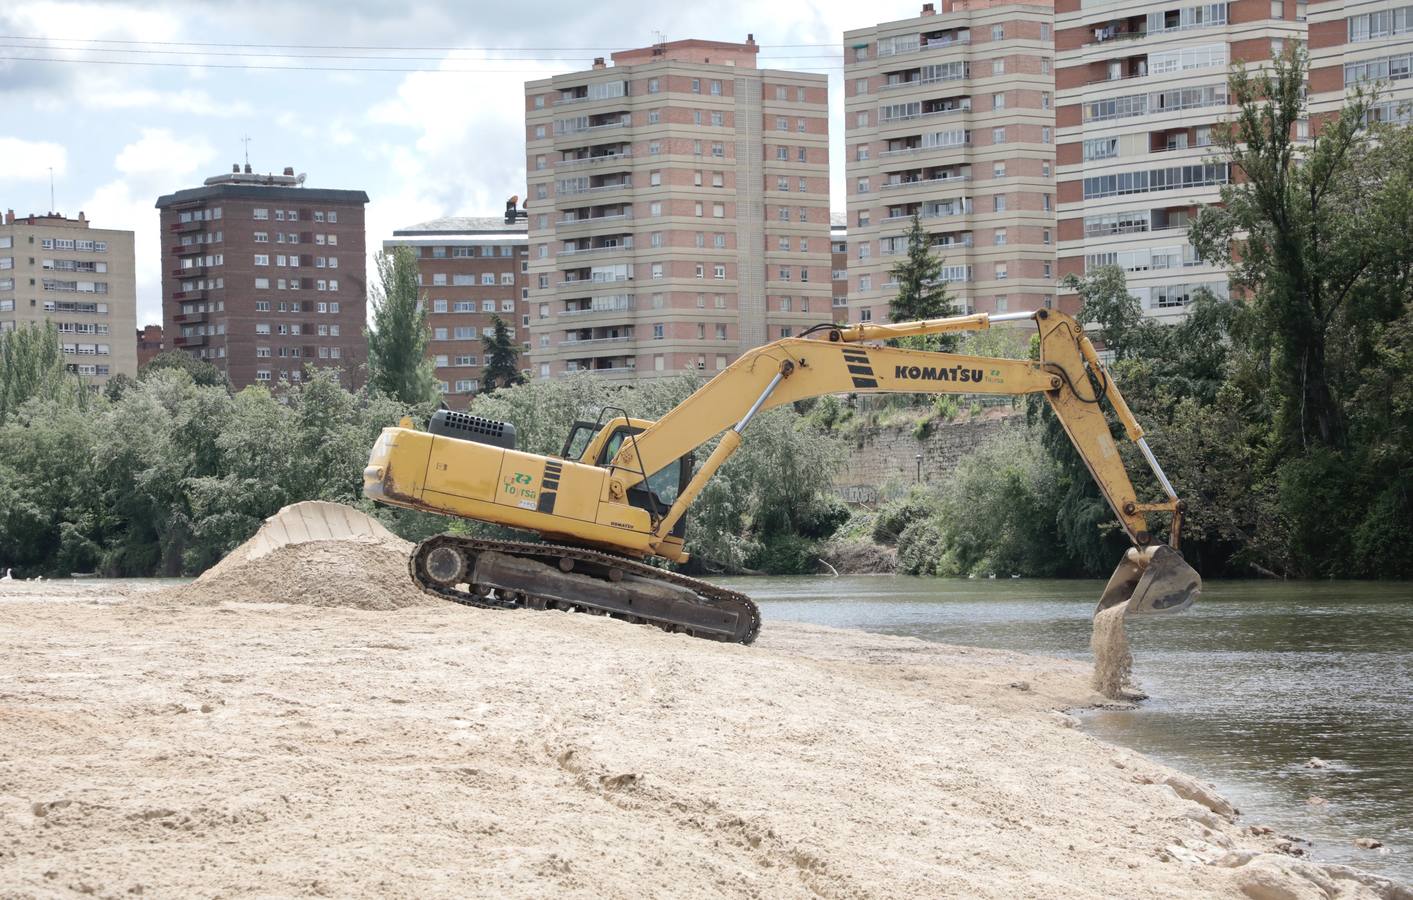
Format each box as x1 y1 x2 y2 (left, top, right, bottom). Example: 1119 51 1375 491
1092 603 1135 699
160 501 435 611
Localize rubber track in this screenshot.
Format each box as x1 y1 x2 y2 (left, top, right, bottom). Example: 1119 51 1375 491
409 535 761 644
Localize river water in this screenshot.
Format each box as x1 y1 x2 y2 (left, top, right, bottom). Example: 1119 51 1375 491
716 575 1413 884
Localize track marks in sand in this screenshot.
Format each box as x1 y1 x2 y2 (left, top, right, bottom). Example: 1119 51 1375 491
547 741 865 898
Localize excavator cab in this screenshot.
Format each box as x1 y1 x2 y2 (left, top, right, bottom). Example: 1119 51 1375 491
560 419 694 541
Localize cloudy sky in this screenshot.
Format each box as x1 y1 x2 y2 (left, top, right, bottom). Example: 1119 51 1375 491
0 0 925 327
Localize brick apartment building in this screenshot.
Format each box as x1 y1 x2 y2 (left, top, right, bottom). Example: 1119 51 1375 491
383 216 529 408
136 324 164 368
1055 0 1303 320
524 37 830 382
1309 0 1413 127
0 210 138 387
845 1 1059 323
154 166 369 389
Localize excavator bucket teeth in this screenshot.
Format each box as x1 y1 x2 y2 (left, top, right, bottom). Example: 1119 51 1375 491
1096 545 1201 618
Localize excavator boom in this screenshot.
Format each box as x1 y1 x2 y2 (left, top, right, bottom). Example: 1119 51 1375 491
364 309 1200 643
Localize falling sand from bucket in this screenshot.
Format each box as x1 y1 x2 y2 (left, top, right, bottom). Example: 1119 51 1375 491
1091 604 1133 699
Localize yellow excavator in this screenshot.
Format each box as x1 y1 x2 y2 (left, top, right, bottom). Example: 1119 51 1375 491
363 309 1200 643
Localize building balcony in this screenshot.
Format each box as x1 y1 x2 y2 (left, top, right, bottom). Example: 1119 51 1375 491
559 243 634 257
557 274 632 291
559 180 634 197
172 243 207 256
561 335 634 346
879 106 971 126
171 289 207 301
172 265 207 277
555 211 635 231
881 174 971 190
875 33 972 58
169 220 204 234
173 334 208 347
560 301 635 317
172 311 210 324
879 142 971 158
557 151 632 170
560 365 636 377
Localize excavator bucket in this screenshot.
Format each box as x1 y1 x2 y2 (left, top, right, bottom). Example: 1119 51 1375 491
1095 544 1201 618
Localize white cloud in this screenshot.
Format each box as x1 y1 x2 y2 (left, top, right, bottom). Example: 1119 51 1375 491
361 55 559 292
81 88 254 118
114 128 216 178
82 130 221 326
0 137 68 181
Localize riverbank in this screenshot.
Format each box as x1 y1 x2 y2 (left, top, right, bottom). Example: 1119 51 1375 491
2 581 1406 897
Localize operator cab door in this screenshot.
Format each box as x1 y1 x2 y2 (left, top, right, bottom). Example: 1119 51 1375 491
577 424 692 540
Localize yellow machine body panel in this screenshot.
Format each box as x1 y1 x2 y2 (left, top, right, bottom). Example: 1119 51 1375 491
364 426 655 554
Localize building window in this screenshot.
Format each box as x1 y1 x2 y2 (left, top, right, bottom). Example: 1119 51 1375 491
994 228 1007 246
710 79 722 95
992 24 1005 40
993 59 1006 76
996 263 1008 280
993 127 1007 144
691 78 701 93
714 264 726 279
647 77 659 93
994 195 1007 212
254 255 269 266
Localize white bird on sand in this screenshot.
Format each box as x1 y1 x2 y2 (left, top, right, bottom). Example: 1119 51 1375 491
987 573 996 580
1 568 11 581
1011 574 1021 579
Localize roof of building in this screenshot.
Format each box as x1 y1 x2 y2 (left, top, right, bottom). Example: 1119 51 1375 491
155 184 369 208
391 216 527 236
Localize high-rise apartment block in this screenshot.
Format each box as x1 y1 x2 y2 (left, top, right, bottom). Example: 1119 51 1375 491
155 166 368 389
384 216 529 408
0 210 137 386
845 1 1058 324
1055 0 1302 319
1309 0 1413 126
524 38 830 382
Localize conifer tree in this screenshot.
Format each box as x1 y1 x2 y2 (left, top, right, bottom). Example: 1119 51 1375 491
480 316 523 394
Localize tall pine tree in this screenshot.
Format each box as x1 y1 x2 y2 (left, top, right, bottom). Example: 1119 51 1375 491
480 316 523 394
887 212 958 350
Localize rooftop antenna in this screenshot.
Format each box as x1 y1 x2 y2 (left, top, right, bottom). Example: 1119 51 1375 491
240 135 252 168
48 167 55 213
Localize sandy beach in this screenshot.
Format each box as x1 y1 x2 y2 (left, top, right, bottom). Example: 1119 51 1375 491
0 507 1406 898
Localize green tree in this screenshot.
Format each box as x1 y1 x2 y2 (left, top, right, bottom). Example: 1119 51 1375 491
1189 45 1397 451
142 349 230 389
366 245 437 406
479 315 523 393
1060 266 1154 360
0 322 73 424
888 213 958 351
